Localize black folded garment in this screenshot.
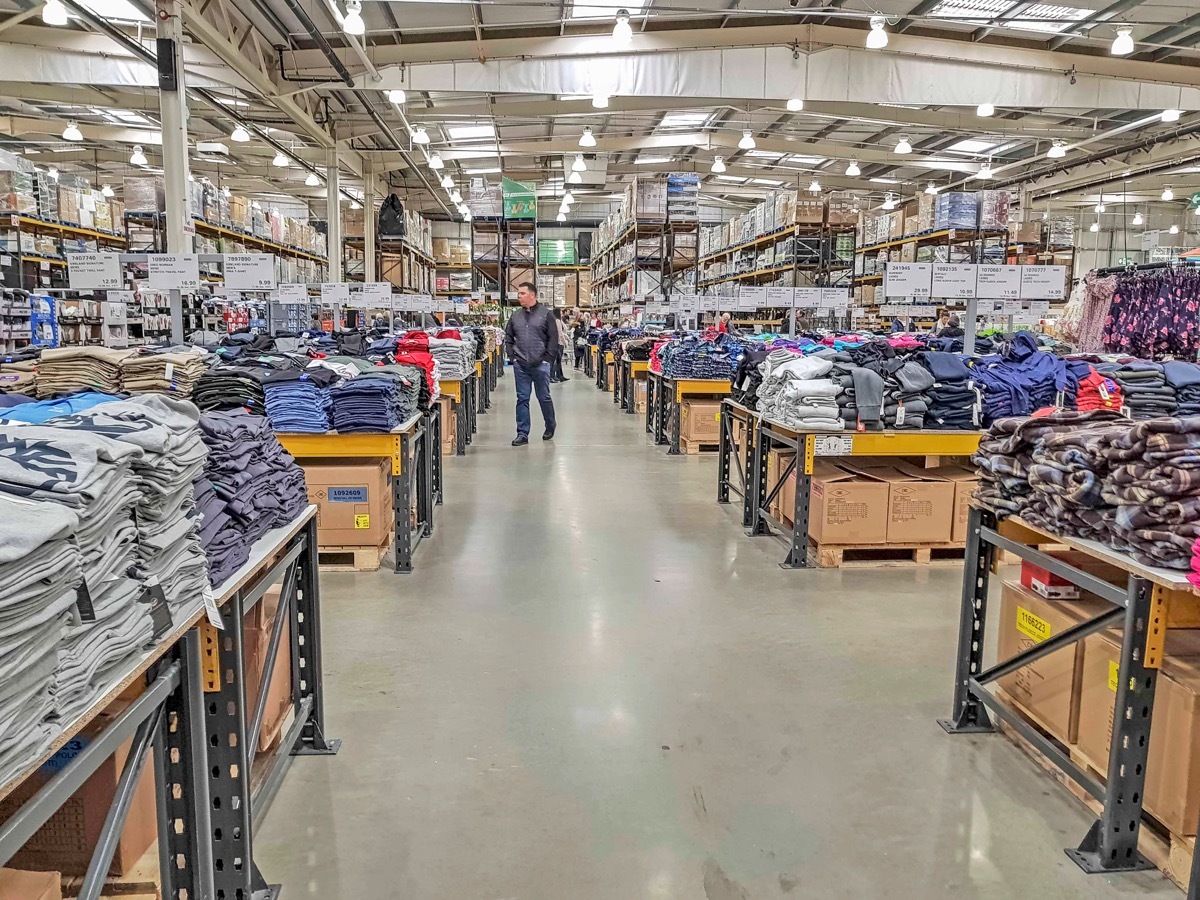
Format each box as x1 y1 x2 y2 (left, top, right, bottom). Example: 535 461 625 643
192 366 270 413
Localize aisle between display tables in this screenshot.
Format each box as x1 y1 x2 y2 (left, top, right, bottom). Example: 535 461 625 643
0 508 338 900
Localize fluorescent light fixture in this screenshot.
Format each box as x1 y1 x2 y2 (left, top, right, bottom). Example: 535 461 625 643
866 15 888 49
710 156 726 173
787 98 804 112
305 172 320 186
446 124 495 140
787 154 827 165
592 94 610 109
808 179 821 192
613 8 632 45
411 127 430 144
947 138 995 154
465 166 502 175
1089 221 1099 232
714 175 746 183
568 171 583 184
42 0 67 25
1133 211 1144 226
738 130 756 150
272 151 289 167
342 0 365 35
1163 187 1175 201
895 136 913 154
572 154 587 172
579 127 596 147
751 178 783 186
869 177 901 184
925 182 939 195
1111 26 1133 56
387 89 407 105
440 175 455 189
635 155 674 165
428 153 444 170
976 103 995 117
62 122 82 142
450 190 463 204
845 161 861 177
1162 109 1182 123
130 145 147 166
557 212 566 222
1047 140 1067 159
71 0 147 21
231 124 250 143
1170 224 1179 234
101 184 114 198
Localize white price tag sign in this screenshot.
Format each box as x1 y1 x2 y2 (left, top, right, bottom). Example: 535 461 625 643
931 263 978 299
275 283 308 305
883 262 932 298
222 254 277 290
361 282 391 307
416 294 435 313
678 294 698 314
453 301 470 314
393 295 413 312
321 283 351 305
813 435 853 456
820 287 850 310
738 285 767 311
793 288 821 310
1002 299 1022 315
202 583 224 630
765 286 793 307
1019 265 1068 300
147 254 200 291
700 295 720 313
1030 300 1050 316
976 264 1022 299
619 303 634 316
67 253 123 290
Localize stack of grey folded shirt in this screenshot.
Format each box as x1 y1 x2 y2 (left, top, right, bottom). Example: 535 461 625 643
46 395 210 618
0 494 80 784
35 347 131 398
428 337 473 381
120 348 208 395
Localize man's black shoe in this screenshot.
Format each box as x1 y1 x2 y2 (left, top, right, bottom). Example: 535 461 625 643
543 428 555 441
512 435 529 446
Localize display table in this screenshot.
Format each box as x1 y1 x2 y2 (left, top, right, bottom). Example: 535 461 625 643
277 412 437 573
942 509 1200 890
585 344 598 379
439 375 477 455
716 398 760 528
747 423 983 567
646 372 733 454
598 351 615 392
617 358 649 414
0 507 337 900
474 360 490 415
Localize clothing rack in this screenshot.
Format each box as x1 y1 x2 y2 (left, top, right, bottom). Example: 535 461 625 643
1095 259 1200 276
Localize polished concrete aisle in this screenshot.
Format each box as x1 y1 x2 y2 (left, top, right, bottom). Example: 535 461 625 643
258 374 1177 899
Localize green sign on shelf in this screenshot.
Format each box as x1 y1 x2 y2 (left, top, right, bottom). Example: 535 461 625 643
1190 192 1200 209
537 239 576 265
502 177 536 219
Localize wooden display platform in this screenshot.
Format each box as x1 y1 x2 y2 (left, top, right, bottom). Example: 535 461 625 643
679 437 720 455
318 534 392 572
806 540 967 569
61 845 160 897
995 688 1195 891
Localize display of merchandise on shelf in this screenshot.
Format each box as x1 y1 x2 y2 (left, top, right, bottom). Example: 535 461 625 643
0 288 32 354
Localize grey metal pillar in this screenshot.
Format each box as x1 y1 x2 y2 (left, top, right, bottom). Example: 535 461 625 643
963 296 978 356
326 147 342 282
155 0 192 344
363 158 377 283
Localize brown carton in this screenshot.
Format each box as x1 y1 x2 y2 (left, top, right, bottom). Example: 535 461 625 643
936 465 980 543
1077 629 1200 835
766 449 796 523
808 461 890 544
634 379 647 414
244 585 294 753
0 869 60 900
439 395 457 454
680 400 721 443
997 582 1110 744
302 458 391 548
847 461 954 543
900 241 917 263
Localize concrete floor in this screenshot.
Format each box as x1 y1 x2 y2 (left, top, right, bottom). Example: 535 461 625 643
257 373 1179 899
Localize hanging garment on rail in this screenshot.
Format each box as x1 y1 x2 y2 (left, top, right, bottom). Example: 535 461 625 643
1103 267 1200 359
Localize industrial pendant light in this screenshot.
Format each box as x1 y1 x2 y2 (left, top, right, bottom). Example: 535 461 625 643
62 122 82 142
894 136 912 154
1095 201 1106 213
441 174 454 189
231 124 250 143
975 160 994 180
1132 211 1144 226
1170 224 1180 234
305 172 321 186
568 171 583 184
387 90 407 105
350 199 361 210
881 193 896 210
738 130 756 150
563 190 575 204
808 179 821 193
342 0 365 36
1089 221 1099 233
1110 26 1134 56
866 16 888 49
411 126 430 145
1162 109 1182 123
1163 187 1175 201
272 151 289 167
710 156 726 173
787 98 804 112
41 0 67 26
976 103 995 117
130 145 147 166
612 8 633 46
592 94 610 109
1047 140 1067 159
556 212 566 222
572 154 587 172
845 160 860 177
450 189 463 204
579 127 596 148
101 184 114 198
924 182 938 195
428 152 444 170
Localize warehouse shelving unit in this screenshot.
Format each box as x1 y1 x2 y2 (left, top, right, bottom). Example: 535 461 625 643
344 235 434 293
1 213 127 291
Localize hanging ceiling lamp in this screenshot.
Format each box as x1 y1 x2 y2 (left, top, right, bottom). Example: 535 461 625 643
612 8 633 46
231 124 250 143
130 145 147 166
1110 26 1134 56
387 89 407 105
845 160 860 177
738 130 756 150
42 0 67 26
428 152 444 170
787 98 804 112
568 171 583 184
62 122 82 142
572 154 587 172
342 0 365 35
894 136 912 154
866 16 888 49
305 172 321 186
411 126 430 145
272 151 289 167
976 103 995 117
579 127 596 148
710 156 726 173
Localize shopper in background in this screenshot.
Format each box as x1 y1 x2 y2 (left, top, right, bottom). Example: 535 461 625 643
571 314 587 369
938 314 965 339
934 312 950 333
550 309 570 383
504 282 559 446
717 312 731 333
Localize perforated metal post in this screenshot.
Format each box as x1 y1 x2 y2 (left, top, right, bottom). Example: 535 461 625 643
429 409 443 505
293 515 341 758
1066 575 1158 874
645 374 655 434
395 431 413 573
747 420 771 536
740 418 757 529
717 401 732 504
939 505 997 734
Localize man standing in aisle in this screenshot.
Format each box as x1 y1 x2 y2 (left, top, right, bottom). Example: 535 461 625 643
505 282 559 446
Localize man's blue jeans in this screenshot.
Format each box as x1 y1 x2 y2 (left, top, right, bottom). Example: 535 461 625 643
513 362 556 437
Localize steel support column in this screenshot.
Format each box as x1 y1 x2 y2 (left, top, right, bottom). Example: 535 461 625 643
326 147 343 282
155 0 192 345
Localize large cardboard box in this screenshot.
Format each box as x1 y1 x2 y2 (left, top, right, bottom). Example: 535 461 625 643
997 582 1111 744
0 718 157 876
244 585 294 753
807 461 890 544
846 461 954 543
439 396 457 454
634 379 647 414
766 449 796 523
1077 629 1200 836
302 458 390 548
0 869 60 900
937 465 980 543
680 400 721 443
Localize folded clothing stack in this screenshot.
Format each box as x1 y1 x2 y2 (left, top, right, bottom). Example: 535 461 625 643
120 349 208 394
428 336 473 381
0 391 119 424
35 346 131 398
757 355 843 431
1066 359 1123 413
881 360 934 430
0 349 38 396
1095 362 1176 420
1164 361 1200 416
730 344 769 410
917 351 980 430
330 366 420 433
394 332 439 404
828 356 883 431
198 409 309 585
264 367 339 433
968 332 1069 425
0 495 79 784
192 365 270 414
660 336 737 380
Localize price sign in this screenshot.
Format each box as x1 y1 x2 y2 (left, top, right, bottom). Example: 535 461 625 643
321 283 351 305
66 253 123 290
883 262 932 298
820 287 849 310
1002 299 1022 315
453 301 470 314
766 286 793 307
793 288 821 309
813 435 853 456
1030 300 1050 316
678 294 698 314
275 283 308 305
738 285 767 311
361 282 392 307
668 295 681 313
1019 265 1068 300
976 264 1022 299
700 295 720 313
931 264 978 299
147 254 200 291
619 303 634 316
416 294 435 313
222 254 277 290
392 295 413 312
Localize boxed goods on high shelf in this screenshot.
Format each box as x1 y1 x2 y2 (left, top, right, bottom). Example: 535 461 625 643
433 238 471 265
934 192 979 230
0 149 36 215
626 176 666 221
1047 215 1075 247
667 173 700 222
123 175 165 214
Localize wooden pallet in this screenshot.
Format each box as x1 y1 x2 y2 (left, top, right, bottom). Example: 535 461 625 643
61 844 160 897
317 534 391 572
680 437 720 455
994 689 1195 891
805 539 966 568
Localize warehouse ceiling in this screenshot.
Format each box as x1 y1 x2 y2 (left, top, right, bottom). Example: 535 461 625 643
2 0 1200 226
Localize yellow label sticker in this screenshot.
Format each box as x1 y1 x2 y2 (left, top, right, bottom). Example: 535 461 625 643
1108 659 1120 692
354 514 370 529
1016 606 1051 643
714 413 721 422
